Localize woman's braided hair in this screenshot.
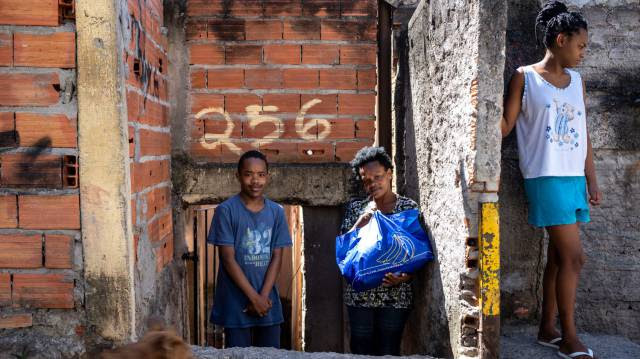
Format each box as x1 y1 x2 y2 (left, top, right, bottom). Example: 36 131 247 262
535 1 588 49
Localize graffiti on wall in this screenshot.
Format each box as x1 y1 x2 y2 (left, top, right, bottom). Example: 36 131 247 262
195 98 332 154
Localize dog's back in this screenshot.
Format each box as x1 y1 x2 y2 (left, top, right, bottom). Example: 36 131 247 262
99 326 193 359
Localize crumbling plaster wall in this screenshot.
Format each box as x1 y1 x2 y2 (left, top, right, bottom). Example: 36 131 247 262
406 0 506 357
500 0 640 342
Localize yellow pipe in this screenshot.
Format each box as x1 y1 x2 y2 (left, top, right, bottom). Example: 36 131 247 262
479 202 500 316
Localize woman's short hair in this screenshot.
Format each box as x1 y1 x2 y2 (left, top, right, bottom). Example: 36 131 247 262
350 146 393 179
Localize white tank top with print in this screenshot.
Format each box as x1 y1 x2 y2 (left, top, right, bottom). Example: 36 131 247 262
516 65 588 179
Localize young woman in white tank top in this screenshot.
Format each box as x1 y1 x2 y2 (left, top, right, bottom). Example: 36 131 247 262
502 2 602 359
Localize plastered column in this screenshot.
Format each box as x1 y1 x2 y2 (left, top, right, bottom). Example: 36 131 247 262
76 0 135 342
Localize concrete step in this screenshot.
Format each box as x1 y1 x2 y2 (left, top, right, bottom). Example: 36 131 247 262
192 346 437 359
501 325 640 359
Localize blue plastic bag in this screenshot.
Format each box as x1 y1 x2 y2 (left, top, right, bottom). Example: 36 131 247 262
336 209 433 292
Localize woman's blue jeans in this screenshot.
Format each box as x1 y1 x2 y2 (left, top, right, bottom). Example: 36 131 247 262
347 306 411 356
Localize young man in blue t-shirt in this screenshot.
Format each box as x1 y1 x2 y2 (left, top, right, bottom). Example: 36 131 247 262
207 150 292 348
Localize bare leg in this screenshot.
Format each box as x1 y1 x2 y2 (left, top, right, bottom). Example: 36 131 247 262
547 224 594 358
538 240 561 342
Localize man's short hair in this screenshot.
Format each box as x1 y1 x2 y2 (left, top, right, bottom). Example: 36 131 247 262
237 150 269 172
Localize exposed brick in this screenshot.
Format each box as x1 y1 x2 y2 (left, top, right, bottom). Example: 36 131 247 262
320 69 356 90
190 140 221 161
15 113 77 148
282 119 317 139
245 69 283 89
340 45 377 65
0 0 59 26
245 20 282 41
225 45 262 65
203 117 242 139
190 69 206 89
243 118 281 139
302 0 340 17
356 119 376 138
128 91 168 127
131 197 137 227
286 71 321 92
208 69 244 89
302 44 339 65
0 234 41 268
0 73 59 107
321 20 376 41
297 142 334 162
19 195 80 230
207 18 245 41
259 141 299 162
301 94 337 114
191 93 224 114
324 118 355 139
189 44 224 65
336 141 371 162
186 20 207 40
265 0 303 16
131 160 170 193
220 141 259 162
13 32 75 68
13 274 74 309
283 19 320 40
225 93 262 114
0 33 12 66
342 0 377 17
0 153 62 187
45 234 73 269
357 69 377 90
0 112 14 147
0 273 10 305
139 129 170 157
145 186 170 220
263 94 301 113
338 93 376 115
147 211 172 242
227 0 263 17
264 45 301 65
129 125 135 157
186 0 224 16
0 195 17 228
162 236 174 266
0 314 32 329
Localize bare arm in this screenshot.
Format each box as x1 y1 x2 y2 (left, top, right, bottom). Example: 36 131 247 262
582 79 602 205
259 248 283 297
501 69 525 137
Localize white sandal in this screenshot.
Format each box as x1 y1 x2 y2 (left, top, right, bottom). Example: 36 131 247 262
557 348 594 358
537 337 562 349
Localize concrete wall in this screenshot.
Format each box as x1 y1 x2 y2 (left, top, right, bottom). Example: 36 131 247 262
0 2 85 357
406 0 506 357
500 0 640 342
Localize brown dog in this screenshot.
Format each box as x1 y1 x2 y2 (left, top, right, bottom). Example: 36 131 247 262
99 320 193 359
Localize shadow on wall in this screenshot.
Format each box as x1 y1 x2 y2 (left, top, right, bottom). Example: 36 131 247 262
499 0 546 326
394 28 453 359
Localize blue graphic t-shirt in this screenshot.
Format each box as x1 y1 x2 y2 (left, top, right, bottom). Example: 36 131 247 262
208 195 292 328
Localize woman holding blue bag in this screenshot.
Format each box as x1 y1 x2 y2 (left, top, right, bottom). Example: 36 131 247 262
338 146 431 356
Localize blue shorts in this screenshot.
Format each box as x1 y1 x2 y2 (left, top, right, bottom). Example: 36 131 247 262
523 176 590 228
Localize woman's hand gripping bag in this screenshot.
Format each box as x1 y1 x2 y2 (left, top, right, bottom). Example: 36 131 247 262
336 209 433 292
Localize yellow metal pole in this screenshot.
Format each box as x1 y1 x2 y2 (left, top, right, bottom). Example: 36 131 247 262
479 202 500 359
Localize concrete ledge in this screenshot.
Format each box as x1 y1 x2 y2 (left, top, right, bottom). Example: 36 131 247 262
191 346 438 359
173 156 354 206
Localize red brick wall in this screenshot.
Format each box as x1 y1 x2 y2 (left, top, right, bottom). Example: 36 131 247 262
0 2 78 329
186 0 378 163
125 0 173 272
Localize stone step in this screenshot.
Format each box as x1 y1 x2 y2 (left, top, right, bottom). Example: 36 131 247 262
192 346 437 359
